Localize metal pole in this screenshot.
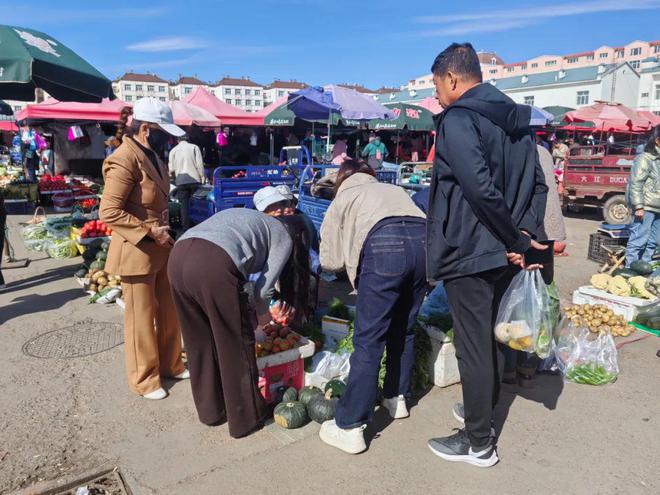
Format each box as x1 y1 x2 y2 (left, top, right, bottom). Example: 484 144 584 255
327 109 331 163
269 131 274 164
396 130 400 164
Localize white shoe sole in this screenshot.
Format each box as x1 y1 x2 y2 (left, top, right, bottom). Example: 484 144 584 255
382 402 410 420
319 427 367 455
452 407 465 425
427 444 499 468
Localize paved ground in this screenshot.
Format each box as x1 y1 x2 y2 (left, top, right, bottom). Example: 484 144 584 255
0 212 658 495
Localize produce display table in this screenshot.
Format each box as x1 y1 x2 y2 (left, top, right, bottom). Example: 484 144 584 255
573 285 659 321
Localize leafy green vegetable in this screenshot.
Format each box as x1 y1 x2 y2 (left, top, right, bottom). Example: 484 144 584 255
327 297 352 320
565 363 617 385
46 238 78 259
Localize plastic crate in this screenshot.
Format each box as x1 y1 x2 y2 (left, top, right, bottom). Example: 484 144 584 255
4 199 32 214
376 170 398 184
587 232 627 264
572 286 658 321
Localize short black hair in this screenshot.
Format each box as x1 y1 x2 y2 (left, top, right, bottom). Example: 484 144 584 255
431 42 482 83
644 124 660 155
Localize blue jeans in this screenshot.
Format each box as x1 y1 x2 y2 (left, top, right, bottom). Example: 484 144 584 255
625 211 660 267
335 218 427 429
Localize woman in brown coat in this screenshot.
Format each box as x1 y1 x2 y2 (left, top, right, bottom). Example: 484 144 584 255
100 98 188 400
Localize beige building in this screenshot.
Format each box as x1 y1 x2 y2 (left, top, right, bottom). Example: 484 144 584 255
170 76 209 101
112 73 169 103
263 80 307 106
211 77 264 112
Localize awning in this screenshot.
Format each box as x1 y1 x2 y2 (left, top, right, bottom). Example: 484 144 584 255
16 97 129 123
183 87 262 126
368 103 434 131
0 120 18 131
256 96 295 126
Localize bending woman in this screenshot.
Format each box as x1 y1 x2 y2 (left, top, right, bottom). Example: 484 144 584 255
168 209 312 438
318 159 427 454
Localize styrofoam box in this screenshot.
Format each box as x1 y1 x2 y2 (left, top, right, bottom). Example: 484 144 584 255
572 286 659 321
423 323 460 388
321 316 351 350
256 333 315 371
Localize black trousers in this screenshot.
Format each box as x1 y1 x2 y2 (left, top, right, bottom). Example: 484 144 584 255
0 204 6 285
444 266 516 448
176 183 199 230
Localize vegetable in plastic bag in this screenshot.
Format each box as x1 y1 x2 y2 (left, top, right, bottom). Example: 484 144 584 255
45 238 79 259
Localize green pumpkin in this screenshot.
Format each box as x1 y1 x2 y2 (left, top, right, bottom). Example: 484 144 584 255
75 268 88 279
298 386 323 407
95 251 107 261
101 241 110 251
273 401 308 429
281 387 298 403
324 379 347 398
307 390 339 423
630 260 654 276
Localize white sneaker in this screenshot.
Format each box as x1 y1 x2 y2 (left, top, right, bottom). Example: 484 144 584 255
174 369 190 380
143 387 168 400
319 419 367 454
382 395 409 419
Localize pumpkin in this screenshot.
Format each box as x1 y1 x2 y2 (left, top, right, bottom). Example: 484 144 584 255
324 379 347 398
281 387 298 403
299 386 323 407
307 390 339 424
273 401 308 429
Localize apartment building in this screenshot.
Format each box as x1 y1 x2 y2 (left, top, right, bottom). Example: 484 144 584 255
637 57 660 115
170 76 209 101
406 39 660 91
112 73 169 103
263 80 307 106
212 77 264 112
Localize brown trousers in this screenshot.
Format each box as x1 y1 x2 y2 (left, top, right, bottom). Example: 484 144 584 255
122 266 185 395
168 238 267 438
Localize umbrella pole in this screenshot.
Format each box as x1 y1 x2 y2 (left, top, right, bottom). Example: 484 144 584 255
327 109 331 163
396 130 400 164
270 131 274 164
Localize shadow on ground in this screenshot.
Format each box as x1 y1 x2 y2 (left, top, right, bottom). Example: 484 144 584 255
1 288 83 325
1 264 78 295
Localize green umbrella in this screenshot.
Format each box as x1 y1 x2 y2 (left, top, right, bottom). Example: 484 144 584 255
368 103 434 131
542 105 584 127
263 103 295 126
0 25 114 102
0 100 12 116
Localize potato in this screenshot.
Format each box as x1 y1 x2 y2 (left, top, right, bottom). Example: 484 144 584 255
97 277 108 286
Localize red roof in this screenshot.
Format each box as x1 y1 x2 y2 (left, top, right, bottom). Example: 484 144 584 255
215 77 262 87
175 76 207 86
649 40 660 46
183 87 262 125
337 83 378 94
115 72 168 84
563 51 595 59
16 98 130 123
265 80 307 90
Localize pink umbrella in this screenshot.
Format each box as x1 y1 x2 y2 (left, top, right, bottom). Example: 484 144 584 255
169 100 222 127
638 110 660 127
417 97 443 115
564 101 651 132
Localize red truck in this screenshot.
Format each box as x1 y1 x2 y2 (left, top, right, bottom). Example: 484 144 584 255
562 145 635 224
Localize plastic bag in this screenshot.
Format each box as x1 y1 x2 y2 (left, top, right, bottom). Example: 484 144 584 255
494 269 553 357
21 223 48 251
419 282 451 319
45 238 78 259
554 319 619 385
307 351 351 383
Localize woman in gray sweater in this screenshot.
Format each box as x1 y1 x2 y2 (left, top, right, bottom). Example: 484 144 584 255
168 208 312 437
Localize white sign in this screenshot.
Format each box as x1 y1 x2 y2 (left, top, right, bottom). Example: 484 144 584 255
14 29 60 58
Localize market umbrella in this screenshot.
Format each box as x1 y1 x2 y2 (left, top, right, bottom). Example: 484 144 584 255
417 96 444 115
0 100 13 116
169 100 222 127
0 25 114 102
564 101 651 132
638 110 660 127
257 96 295 126
367 103 434 131
529 106 554 127
543 105 574 126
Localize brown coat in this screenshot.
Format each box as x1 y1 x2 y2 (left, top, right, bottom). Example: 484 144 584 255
100 138 171 276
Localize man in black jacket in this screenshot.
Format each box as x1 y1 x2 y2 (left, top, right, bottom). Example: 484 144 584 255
425 43 547 467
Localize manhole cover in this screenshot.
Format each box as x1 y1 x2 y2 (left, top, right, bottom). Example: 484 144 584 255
22 320 123 359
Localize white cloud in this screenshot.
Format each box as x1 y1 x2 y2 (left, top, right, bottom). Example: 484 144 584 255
413 0 660 36
126 37 208 53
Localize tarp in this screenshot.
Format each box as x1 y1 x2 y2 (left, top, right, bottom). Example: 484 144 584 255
0 120 17 131
417 97 443 115
16 97 128 123
169 100 222 127
638 110 660 127
564 102 652 132
183 87 261 126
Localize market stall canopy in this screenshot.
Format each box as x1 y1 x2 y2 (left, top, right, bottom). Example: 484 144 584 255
417 97 443 115
169 100 222 127
0 100 13 116
0 25 114 103
543 105 575 126
287 85 396 121
638 110 660 127
256 96 295 126
563 102 651 132
183 87 261 126
16 98 128 124
529 106 554 127
368 103 434 131
0 121 18 132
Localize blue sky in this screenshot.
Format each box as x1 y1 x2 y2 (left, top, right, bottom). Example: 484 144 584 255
4 0 660 88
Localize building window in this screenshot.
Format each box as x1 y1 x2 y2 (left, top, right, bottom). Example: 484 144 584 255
277 90 285 97
566 57 578 64
616 50 624 58
630 47 642 56
159 86 166 92
655 85 660 100
599 52 608 59
576 90 589 105
147 85 154 92
224 88 231 95
655 46 660 54
13 105 23 112
124 84 132 91
235 99 242 105
125 95 133 102
524 96 535 106
521 64 527 70
531 63 538 68
254 90 261 96
225 98 232 104
159 97 166 102
184 86 192 94
506 67 514 73
489 69 497 74
630 60 640 69
245 89 252 96
544 60 557 67
135 84 143 91
246 99 252 106
255 100 261 106
587 54 594 61
641 92 649 98
234 88 241 95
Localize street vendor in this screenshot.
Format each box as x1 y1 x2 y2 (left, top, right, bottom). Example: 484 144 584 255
100 97 188 401
318 159 426 455
168 209 314 438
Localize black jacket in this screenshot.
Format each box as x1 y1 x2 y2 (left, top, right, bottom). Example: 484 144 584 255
427 83 547 281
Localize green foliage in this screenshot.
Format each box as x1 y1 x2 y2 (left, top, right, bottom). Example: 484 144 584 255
327 297 352 320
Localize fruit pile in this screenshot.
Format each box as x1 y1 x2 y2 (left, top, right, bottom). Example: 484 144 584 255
255 322 302 357
80 220 112 238
38 174 67 191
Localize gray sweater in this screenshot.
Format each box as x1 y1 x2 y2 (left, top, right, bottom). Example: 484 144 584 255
178 209 292 312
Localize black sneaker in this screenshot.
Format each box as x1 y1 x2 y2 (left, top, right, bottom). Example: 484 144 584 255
428 429 499 468
451 403 496 436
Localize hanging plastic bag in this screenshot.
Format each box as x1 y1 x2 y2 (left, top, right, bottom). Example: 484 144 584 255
494 269 553 357
554 319 619 385
419 282 451 319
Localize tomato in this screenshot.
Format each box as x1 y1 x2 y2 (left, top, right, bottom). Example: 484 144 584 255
272 345 280 353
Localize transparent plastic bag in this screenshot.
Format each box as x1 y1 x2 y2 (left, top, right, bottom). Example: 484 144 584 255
495 269 552 355
554 319 619 385
45 238 79 259
308 351 351 381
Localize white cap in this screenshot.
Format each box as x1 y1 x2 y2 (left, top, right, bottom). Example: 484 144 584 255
275 184 294 201
253 186 289 212
133 97 185 137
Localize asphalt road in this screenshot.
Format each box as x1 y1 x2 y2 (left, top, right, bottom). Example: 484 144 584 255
0 213 658 495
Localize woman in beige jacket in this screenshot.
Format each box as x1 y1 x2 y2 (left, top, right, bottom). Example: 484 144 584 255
318 160 426 455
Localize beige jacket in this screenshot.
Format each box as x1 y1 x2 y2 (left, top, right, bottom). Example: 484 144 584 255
537 145 567 242
320 173 425 286
100 138 172 276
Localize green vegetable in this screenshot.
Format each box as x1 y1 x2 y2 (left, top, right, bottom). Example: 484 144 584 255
307 390 339 423
612 268 638 279
101 241 111 250
90 260 105 271
75 268 88 278
88 238 105 250
46 239 78 259
412 323 433 394
82 248 99 261
281 387 298 403
565 363 617 385
273 401 308 429
95 251 107 261
630 260 653 276
324 379 347 397
298 386 323 407
327 297 352 320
